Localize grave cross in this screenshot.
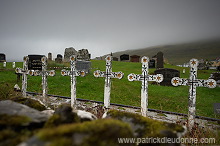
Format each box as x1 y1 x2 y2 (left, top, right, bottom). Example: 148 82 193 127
171 58 216 130
61 55 86 108
29 56 55 98
94 55 124 108
15 56 29 97
128 56 163 117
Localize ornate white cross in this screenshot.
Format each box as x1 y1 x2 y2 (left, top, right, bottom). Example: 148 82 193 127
15 56 29 97
171 58 216 130
61 55 86 108
29 56 55 98
128 56 163 117
94 55 124 108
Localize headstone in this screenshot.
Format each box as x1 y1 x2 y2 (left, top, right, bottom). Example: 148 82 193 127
128 56 163 117
48 52 52 61
77 49 91 61
12 62 16 68
112 57 118 61
64 47 77 62
171 58 217 130
156 51 164 68
29 57 55 98
76 60 91 73
209 72 220 84
154 68 180 86
28 55 44 70
3 61 6 67
94 56 124 109
0 53 6 62
149 59 156 68
120 54 129 61
61 55 86 108
214 103 220 115
55 54 63 63
130 55 140 62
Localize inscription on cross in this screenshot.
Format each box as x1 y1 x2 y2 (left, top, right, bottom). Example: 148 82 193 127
61 55 86 108
29 56 55 98
94 55 124 108
15 56 29 97
171 58 216 130
128 56 163 117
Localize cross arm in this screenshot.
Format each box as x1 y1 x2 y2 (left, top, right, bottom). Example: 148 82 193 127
61 69 85 77
30 70 56 76
94 70 123 79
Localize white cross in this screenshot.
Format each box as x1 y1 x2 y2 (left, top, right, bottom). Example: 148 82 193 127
12 62 16 68
3 62 6 68
61 55 86 108
15 56 29 97
94 55 124 108
128 56 163 117
171 58 216 130
29 56 55 98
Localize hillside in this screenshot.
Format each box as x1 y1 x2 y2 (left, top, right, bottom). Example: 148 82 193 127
110 39 220 65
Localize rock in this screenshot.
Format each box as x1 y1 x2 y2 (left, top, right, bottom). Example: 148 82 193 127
104 110 186 139
41 110 54 118
0 100 49 123
14 84 21 91
75 110 98 122
20 119 134 146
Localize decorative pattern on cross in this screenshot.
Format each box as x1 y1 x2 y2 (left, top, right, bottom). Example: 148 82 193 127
171 58 216 130
29 56 55 98
61 55 86 108
15 56 29 97
128 56 163 117
93 55 124 108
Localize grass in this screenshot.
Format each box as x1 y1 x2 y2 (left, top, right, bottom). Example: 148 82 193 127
0 60 219 119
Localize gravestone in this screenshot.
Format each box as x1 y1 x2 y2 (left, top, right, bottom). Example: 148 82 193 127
209 72 220 84
149 59 156 68
12 62 16 68
77 49 91 61
64 47 77 62
48 52 52 61
171 58 217 130
0 53 6 62
94 56 124 109
112 57 118 61
154 68 180 86
120 54 129 61
157 51 164 68
28 55 44 70
3 62 6 68
128 56 163 117
130 55 140 62
76 60 91 73
214 103 220 115
55 54 63 63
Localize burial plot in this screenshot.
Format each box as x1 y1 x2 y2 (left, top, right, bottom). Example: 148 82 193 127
154 68 180 86
157 51 164 69
94 55 124 109
120 54 129 61
0 53 6 62
61 55 86 108
128 56 163 117
28 55 44 70
171 58 217 130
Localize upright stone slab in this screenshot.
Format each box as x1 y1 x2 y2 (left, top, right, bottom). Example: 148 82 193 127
64 47 77 62
128 56 163 117
94 55 124 108
48 52 52 61
0 53 6 62
61 55 86 108
157 51 164 69
29 57 55 98
171 58 217 130
15 56 30 97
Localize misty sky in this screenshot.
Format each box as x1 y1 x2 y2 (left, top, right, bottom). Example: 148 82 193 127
0 0 220 61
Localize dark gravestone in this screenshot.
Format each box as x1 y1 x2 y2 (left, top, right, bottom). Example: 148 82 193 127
154 68 180 86
28 55 44 70
0 53 6 62
157 51 164 69
214 103 220 115
209 72 220 84
76 61 91 73
48 52 52 61
130 55 140 62
55 54 63 63
120 54 129 61
149 59 156 68
112 57 119 61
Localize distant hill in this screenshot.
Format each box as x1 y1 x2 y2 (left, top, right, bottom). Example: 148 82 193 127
109 39 220 65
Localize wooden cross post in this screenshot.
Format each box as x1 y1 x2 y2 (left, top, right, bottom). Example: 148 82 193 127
171 58 217 130
29 56 55 98
94 55 124 108
61 55 86 108
15 56 29 97
128 56 163 117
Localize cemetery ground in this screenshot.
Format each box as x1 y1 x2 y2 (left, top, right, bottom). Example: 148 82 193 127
0 60 219 119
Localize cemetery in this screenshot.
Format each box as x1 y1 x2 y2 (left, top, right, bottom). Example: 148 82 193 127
0 55 220 145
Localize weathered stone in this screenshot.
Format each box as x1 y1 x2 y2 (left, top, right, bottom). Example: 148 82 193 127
64 47 77 62
77 49 91 61
55 54 63 63
0 53 6 62
48 52 52 61
75 110 97 122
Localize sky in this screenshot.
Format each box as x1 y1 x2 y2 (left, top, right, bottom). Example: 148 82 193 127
0 0 220 62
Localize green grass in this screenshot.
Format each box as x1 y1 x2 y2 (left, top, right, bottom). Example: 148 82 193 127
0 61 219 119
